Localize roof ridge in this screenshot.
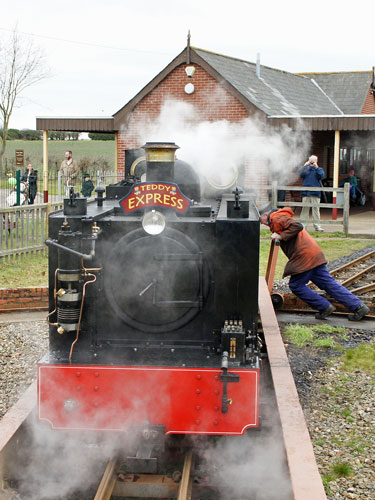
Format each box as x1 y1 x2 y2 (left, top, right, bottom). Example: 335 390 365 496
192 47 306 78
297 70 372 76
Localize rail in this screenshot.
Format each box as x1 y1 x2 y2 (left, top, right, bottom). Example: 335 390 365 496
260 181 351 235
0 202 63 259
94 449 196 499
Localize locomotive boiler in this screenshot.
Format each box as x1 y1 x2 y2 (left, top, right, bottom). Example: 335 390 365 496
38 142 261 443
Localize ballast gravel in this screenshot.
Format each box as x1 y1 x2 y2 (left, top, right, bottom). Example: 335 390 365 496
0 320 48 418
285 329 375 500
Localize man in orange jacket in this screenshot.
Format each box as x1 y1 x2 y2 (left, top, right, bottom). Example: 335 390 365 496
260 207 369 320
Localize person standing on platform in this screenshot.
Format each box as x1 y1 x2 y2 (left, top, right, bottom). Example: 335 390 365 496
60 150 80 197
21 163 38 204
298 155 325 232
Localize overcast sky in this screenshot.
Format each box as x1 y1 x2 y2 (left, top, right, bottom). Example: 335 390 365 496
2 0 374 130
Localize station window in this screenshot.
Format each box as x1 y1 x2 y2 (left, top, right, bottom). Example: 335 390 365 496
339 148 348 174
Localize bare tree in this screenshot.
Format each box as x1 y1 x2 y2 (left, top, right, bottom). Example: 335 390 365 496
0 28 49 172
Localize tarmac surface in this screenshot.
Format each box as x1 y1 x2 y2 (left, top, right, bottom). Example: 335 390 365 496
300 205 375 236
0 310 46 323
277 311 375 331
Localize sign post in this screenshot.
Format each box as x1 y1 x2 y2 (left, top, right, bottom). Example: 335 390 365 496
15 150 24 168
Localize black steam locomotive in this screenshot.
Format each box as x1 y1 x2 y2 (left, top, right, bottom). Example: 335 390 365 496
38 142 261 442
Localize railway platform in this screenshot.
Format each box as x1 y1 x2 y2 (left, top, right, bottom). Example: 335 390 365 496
295 206 375 236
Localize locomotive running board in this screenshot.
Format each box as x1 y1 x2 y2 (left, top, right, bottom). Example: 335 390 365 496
258 277 327 500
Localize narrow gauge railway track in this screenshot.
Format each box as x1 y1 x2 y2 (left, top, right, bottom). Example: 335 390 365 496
94 449 209 500
273 248 375 316
308 250 375 314
328 250 375 295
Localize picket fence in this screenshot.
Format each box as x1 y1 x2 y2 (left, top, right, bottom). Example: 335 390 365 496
0 202 63 259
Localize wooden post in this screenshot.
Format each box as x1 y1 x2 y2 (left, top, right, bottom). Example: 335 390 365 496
332 130 340 220
43 130 49 203
265 240 280 292
343 182 350 236
115 132 119 181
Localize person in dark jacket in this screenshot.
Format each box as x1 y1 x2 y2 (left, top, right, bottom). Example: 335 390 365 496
81 173 94 198
298 155 325 232
340 168 357 198
21 163 38 204
260 207 369 320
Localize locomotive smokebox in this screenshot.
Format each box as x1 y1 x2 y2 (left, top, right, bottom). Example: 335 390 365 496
142 142 179 183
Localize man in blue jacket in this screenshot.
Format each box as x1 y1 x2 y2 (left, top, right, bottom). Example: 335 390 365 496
298 155 325 232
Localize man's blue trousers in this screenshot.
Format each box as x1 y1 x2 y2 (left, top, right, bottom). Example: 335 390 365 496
289 264 362 312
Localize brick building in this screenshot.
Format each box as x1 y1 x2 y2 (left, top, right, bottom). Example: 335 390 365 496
37 44 375 205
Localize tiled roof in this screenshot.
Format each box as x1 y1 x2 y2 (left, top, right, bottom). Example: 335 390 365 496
194 48 370 117
298 72 372 114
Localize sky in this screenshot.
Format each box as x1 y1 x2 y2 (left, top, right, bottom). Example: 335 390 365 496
1 0 374 130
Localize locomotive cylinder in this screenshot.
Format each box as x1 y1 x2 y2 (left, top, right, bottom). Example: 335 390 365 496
56 220 82 332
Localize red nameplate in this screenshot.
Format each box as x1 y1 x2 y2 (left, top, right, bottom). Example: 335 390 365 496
120 182 192 215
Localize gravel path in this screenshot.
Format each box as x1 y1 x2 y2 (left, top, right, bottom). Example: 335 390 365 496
0 320 48 418
0 318 374 499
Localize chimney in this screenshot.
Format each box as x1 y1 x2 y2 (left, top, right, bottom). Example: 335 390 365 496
256 53 261 78
142 142 179 183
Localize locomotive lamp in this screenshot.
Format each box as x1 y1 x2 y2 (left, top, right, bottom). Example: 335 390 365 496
142 209 166 235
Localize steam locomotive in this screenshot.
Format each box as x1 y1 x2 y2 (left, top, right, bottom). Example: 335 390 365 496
38 142 261 446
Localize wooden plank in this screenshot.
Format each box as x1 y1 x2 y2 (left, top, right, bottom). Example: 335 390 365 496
41 206 45 247
0 245 45 258
26 209 30 252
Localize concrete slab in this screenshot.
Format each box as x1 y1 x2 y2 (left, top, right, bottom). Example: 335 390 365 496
294 207 375 237
277 311 375 331
0 310 46 323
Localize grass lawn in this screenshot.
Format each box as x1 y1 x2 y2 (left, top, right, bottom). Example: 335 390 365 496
0 234 372 288
0 252 48 287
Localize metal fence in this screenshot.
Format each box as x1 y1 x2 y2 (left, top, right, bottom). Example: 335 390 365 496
0 202 63 259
